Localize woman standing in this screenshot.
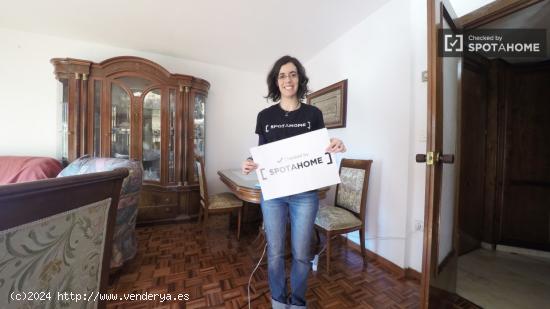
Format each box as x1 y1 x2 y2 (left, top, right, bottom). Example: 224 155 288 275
242 55 346 308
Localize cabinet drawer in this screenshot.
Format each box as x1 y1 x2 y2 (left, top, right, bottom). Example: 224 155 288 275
140 191 178 207
137 205 179 221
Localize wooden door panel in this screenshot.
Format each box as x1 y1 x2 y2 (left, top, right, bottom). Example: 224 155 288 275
458 57 489 255
499 64 550 249
502 185 550 247
505 69 550 182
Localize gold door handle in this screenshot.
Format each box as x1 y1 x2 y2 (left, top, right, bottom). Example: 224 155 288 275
416 152 435 165
416 152 454 165
438 154 454 164
415 154 427 163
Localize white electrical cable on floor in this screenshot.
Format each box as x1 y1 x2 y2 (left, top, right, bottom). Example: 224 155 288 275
248 243 267 309
311 235 338 272
311 234 413 271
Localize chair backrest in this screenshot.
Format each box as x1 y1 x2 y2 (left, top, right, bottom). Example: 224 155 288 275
0 169 127 309
195 156 209 206
334 159 373 219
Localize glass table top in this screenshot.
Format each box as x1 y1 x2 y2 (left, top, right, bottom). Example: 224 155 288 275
218 168 259 190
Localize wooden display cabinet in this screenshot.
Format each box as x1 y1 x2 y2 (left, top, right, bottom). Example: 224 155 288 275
51 56 209 222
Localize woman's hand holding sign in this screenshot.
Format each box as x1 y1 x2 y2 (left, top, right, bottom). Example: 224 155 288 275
242 159 258 175
326 138 346 153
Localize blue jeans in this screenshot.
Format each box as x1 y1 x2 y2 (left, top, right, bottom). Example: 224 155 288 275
261 190 319 308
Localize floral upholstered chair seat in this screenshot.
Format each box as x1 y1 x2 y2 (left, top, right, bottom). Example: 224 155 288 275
58 155 143 268
207 192 243 210
315 205 363 231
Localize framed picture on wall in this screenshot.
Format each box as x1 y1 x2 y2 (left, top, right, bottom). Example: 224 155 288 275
306 79 347 129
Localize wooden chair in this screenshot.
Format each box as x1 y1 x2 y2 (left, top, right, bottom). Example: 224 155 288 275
314 158 372 273
195 156 244 240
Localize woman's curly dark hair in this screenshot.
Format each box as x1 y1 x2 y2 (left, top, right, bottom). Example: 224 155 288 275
265 55 309 102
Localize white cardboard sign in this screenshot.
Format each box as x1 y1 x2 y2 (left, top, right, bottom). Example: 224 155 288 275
250 128 341 200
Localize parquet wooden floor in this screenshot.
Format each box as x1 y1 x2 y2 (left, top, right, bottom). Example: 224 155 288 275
106 216 422 308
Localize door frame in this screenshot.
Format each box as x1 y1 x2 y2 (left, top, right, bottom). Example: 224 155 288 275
421 0 544 308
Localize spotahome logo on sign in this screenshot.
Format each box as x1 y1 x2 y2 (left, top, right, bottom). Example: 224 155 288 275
259 152 334 180
439 29 547 58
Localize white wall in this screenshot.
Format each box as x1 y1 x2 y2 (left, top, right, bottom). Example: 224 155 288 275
306 0 426 269
405 0 429 272
0 27 265 194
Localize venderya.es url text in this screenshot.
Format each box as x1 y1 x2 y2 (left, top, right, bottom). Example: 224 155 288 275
10 291 190 303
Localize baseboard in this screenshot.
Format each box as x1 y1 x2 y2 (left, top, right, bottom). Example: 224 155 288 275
340 236 421 281
404 267 422 281
480 241 550 259
480 241 493 250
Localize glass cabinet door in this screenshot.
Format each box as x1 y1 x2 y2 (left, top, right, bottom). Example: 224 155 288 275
193 93 206 157
142 89 162 181
93 80 102 157
111 83 131 158
192 92 206 182
115 76 152 97
57 79 69 162
168 89 176 183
